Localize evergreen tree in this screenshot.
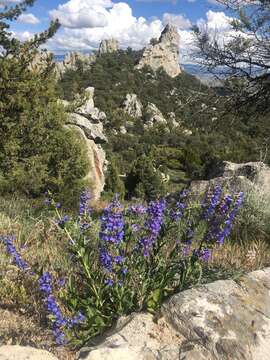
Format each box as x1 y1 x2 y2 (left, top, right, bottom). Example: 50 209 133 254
104 157 125 199
0 1 89 203
126 155 166 201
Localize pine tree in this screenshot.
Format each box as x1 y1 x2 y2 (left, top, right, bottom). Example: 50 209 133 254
104 157 125 199
126 155 166 201
0 1 89 203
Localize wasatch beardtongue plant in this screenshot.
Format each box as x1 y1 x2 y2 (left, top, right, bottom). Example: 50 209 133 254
99 196 126 283
139 198 166 256
39 272 85 344
202 185 222 220
0 235 29 271
216 191 244 245
1 187 244 346
79 191 92 216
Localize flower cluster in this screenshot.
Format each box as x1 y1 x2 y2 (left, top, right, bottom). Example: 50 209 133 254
170 190 189 223
216 191 244 245
79 191 92 216
139 198 166 256
0 235 29 271
128 204 147 215
39 272 85 344
202 185 222 220
39 272 68 344
99 197 124 245
99 196 125 285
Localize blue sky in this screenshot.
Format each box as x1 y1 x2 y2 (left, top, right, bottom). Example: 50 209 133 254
3 0 231 60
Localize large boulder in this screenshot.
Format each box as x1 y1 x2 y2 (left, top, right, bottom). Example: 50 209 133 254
98 39 119 55
62 87 108 199
135 24 181 78
70 126 106 201
78 268 270 360
0 346 58 360
122 94 143 118
190 161 270 197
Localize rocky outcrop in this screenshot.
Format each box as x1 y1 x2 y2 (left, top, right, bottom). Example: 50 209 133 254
62 87 107 199
145 103 167 127
136 24 181 78
0 346 57 360
78 267 270 360
122 93 143 118
75 87 107 122
55 52 96 78
190 161 270 197
98 39 119 55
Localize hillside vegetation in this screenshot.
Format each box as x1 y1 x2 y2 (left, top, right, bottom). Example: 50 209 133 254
57 49 270 198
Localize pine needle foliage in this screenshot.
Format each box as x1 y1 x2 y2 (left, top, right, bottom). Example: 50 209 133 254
0 1 89 204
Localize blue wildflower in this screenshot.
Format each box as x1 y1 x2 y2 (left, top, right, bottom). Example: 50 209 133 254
139 198 166 256
58 215 70 228
202 185 222 220
0 235 29 271
79 191 92 216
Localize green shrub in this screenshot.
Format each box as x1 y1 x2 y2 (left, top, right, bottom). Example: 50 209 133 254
0 2 89 205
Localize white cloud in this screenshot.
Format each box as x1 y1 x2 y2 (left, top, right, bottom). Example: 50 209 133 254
163 13 191 30
48 1 164 52
197 10 233 37
11 30 34 42
45 0 236 66
50 0 113 29
17 13 40 25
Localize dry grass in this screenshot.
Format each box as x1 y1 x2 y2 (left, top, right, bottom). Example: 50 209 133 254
212 240 270 272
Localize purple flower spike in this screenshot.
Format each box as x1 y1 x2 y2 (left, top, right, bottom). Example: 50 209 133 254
0 235 29 271
139 198 166 257
79 191 92 216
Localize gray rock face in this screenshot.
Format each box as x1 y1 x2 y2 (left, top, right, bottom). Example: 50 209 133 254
78 268 270 360
75 87 107 122
98 39 119 55
0 346 58 360
136 24 181 78
55 52 96 78
145 103 167 128
63 87 107 200
122 94 143 118
191 161 270 197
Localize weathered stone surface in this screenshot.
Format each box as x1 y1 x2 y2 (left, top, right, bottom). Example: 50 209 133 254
136 24 181 78
69 125 106 201
191 161 270 197
63 87 108 199
69 113 107 144
0 346 58 360
78 268 270 360
145 103 167 127
122 94 143 118
55 52 96 78
216 161 270 193
98 39 119 55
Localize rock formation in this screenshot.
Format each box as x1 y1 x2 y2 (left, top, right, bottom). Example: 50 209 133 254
190 161 270 197
77 267 270 360
122 93 143 118
0 346 58 360
145 102 168 127
55 52 96 78
136 24 181 78
62 87 107 200
98 38 119 55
